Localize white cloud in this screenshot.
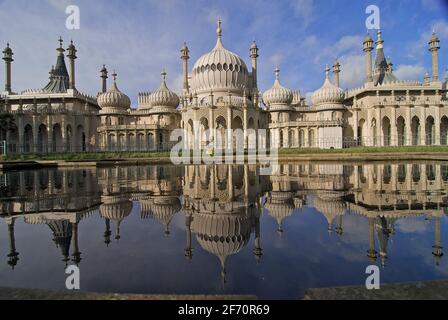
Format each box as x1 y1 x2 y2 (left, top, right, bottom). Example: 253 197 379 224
292 0 315 27
395 64 426 81
407 19 448 59
339 54 365 89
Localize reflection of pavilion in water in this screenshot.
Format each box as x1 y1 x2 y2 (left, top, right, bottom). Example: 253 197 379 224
182 164 267 283
1 162 448 275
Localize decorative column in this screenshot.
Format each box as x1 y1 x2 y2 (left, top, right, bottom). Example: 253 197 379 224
47 114 53 153
243 90 248 149
32 114 38 153
406 106 412 146
250 41 259 97
227 103 233 150
353 107 359 144
367 217 377 262
18 114 23 153
376 106 382 147
209 91 215 148
391 106 398 146
421 106 426 145
435 105 441 145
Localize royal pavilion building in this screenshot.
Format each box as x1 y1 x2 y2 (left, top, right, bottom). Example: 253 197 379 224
1 21 448 154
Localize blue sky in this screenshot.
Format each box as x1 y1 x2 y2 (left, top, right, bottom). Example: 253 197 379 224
0 0 447 105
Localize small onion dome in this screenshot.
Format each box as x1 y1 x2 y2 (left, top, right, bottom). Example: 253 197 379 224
99 194 133 240
191 19 249 95
291 90 303 105
363 32 373 44
263 66 293 108
264 191 295 233
311 65 345 107
144 70 179 109
98 72 131 114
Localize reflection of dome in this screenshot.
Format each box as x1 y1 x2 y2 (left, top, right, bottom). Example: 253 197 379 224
314 193 346 230
265 191 296 232
311 66 345 108
262 66 293 108
140 71 179 111
141 196 181 235
192 211 252 281
190 19 249 95
98 72 131 114
100 195 133 240
48 220 72 265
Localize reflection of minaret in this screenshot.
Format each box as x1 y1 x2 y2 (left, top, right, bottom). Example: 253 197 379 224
185 213 193 262
48 220 72 267
104 218 112 247
432 216 443 266
376 217 390 268
367 217 377 263
71 222 81 266
6 218 19 269
335 215 344 236
253 204 263 263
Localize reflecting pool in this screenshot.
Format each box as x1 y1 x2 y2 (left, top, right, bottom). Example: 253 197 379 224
1 162 448 299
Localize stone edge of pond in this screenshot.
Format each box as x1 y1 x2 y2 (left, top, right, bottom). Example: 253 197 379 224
0 287 257 300
303 279 448 300
1 152 448 171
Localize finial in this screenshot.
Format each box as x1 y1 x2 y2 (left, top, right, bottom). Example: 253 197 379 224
217 17 222 39
274 65 280 80
6 42 9 48
112 70 117 82
161 69 167 82
325 64 330 79
58 36 63 48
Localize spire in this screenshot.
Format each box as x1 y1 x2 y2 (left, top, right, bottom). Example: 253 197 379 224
376 29 384 49
325 64 330 79
274 65 280 81
214 17 224 49
57 36 65 55
217 17 222 39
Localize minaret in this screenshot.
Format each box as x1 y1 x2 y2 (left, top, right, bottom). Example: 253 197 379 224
6 218 19 269
363 32 374 83
333 60 341 87
181 42 190 97
250 40 259 97
428 31 440 82
2 43 13 93
100 65 108 93
66 40 77 90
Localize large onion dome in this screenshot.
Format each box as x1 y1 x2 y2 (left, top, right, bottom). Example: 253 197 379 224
141 196 182 236
190 19 249 95
311 66 345 108
264 191 295 233
141 71 180 112
262 66 293 110
97 72 131 115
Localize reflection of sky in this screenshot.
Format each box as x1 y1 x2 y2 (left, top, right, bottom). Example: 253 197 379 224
0 203 447 299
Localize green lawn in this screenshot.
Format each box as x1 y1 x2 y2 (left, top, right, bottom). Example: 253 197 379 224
1 146 448 162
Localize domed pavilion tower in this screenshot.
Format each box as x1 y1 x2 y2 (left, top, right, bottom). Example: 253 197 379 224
180 19 263 151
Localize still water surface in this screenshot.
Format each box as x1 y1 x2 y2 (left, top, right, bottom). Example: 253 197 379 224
1 162 448 299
